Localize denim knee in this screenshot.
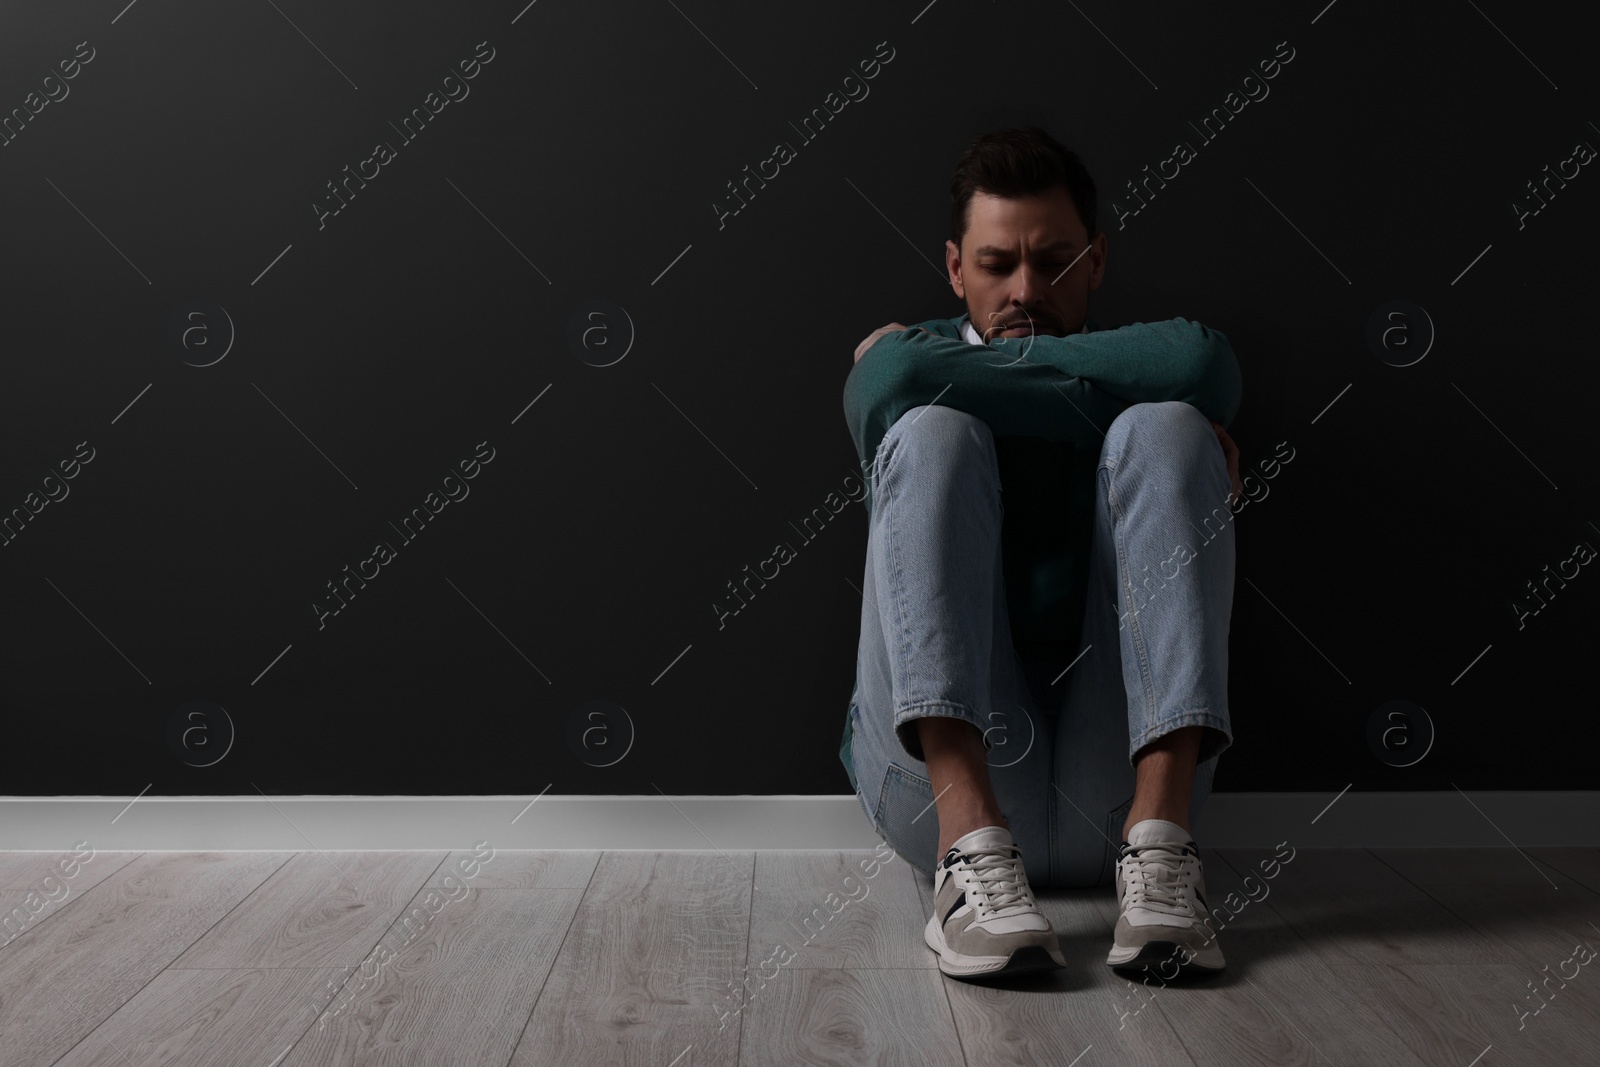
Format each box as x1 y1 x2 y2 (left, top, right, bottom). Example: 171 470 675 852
1107 400 1213 448
1106 401 1225 480
877 404 998 482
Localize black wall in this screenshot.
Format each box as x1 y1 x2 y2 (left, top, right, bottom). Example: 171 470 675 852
2 0 1595 796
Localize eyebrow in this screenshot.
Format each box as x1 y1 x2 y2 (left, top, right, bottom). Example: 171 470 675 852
972 241 1075 257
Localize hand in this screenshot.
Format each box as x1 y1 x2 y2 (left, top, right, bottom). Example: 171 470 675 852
1211 421 1242 506
854 322 932 364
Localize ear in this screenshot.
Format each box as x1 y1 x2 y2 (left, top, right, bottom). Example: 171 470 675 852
946 239 964 298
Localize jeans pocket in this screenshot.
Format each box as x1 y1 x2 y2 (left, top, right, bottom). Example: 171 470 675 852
874 762 938 874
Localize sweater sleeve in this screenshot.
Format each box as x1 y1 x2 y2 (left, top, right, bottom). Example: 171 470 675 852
986 317 1243 430
843 316 1242 475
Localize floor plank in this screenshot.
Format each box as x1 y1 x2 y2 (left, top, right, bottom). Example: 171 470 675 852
949 888 1198 1067
1121 849 1435 1066
506 851 751 1067
171 851 450 969
738 966 967 1067
1369 846 1591 889
2 845 1594 1065
286 888 587 1067
1214 847 1503 966
1325 961 1600 1065
0 848 135 892
420 849 600 890
0 852 290 1067
1402 878 1600 982
48 967 350 1067
747 849 929 970
0 851 140 952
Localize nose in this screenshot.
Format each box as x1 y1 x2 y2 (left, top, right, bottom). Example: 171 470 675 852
1010 264 1052 323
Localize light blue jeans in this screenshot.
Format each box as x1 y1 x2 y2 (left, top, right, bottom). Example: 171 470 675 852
844 401 1234 889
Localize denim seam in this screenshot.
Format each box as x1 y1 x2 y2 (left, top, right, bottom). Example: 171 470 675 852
1101 457 1162 751
880 410 1001 761
879 430 916 753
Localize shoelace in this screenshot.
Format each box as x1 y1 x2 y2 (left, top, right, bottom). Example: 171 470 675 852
1120 843 1199 911
953 845 1033 917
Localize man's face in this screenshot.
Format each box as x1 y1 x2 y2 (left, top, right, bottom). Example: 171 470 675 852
946 187 1105 343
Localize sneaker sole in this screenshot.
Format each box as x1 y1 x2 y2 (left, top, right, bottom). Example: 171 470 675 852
924 913 1067 978
1107 937 1225 975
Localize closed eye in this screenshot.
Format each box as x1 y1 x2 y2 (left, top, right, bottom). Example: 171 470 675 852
984 264 1068 275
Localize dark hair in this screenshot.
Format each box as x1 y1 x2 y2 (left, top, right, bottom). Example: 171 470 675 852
949 126 1098 251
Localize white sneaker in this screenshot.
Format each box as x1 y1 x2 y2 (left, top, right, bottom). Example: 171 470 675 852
923 824 1067 979
1107 818 1226 976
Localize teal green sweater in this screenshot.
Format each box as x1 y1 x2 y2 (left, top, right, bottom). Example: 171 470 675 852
838 311 1243 791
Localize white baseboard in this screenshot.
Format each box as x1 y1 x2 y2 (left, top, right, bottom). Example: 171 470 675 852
1 792 1594 851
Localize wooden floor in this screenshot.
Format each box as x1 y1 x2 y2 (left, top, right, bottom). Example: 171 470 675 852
1 844 1596 1065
